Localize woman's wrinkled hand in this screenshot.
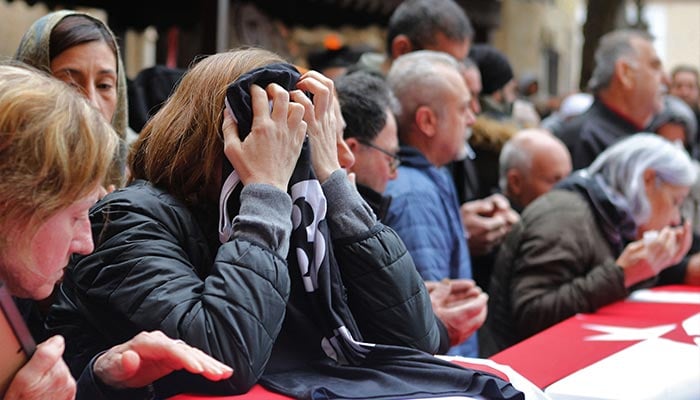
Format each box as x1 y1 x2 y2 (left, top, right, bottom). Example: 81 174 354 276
223 83 306 191
4 336 76 400
292 71 343 182
94 331 233 390
617 221 692 287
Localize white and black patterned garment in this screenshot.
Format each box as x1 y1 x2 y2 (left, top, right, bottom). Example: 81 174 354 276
222 64 523 400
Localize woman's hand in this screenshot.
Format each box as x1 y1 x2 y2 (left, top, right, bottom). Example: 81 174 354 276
4 336 76 400
292 71 343 182
617 221 692 287
223 83 307 191
93 331 233 390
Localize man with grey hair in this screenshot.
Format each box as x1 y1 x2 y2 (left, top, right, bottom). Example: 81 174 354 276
383 50 486 358
499 129 572 212
354 0 474 75
553 29 665 169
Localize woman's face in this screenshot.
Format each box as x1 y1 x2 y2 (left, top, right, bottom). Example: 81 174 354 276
638 170 689 234
0 185 101 300
50 40 118 123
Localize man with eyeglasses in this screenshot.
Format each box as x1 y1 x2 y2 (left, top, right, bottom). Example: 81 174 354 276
336 71 401 220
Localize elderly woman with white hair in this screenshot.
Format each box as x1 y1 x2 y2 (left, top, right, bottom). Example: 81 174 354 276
481 133 696 357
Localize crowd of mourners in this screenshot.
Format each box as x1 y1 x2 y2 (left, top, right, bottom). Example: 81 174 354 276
1 1 699 399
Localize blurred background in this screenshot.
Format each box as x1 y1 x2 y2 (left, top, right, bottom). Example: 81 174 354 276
1 0 698 106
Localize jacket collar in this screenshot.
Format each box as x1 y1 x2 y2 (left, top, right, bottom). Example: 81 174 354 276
398 145 433 169
555 170 637 253
356 184 392 221
593 97 647 131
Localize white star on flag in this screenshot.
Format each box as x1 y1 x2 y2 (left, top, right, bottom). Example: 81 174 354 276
582 323 676 341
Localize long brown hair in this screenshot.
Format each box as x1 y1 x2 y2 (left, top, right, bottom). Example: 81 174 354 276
130 47 285 205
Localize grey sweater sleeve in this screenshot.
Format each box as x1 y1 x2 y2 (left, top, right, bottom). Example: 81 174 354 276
232 183 293 257
321 169 378 239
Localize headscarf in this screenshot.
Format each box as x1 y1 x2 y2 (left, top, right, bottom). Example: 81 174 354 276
14 10 128 188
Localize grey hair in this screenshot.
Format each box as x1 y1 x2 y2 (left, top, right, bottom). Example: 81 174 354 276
588 29 654 93
649 95 698 146
386 50 460 139
587 133 696 226
498 138 533 193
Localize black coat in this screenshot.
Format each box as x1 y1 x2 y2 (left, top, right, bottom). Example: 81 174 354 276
48 179 292 396
46 177 448 398
555 99 643 170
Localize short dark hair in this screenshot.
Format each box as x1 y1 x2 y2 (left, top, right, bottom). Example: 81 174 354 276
49 15 117 61
336 70 399 142
671 64 699 87
386 0 474 55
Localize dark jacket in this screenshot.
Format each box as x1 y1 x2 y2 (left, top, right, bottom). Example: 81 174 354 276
355 182 451 354
481 173 633 357
555 98 643 170
47 173 448 398
48 179 294 397
356 183 392 221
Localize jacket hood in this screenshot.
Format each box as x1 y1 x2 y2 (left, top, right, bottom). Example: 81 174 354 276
555 170 637 253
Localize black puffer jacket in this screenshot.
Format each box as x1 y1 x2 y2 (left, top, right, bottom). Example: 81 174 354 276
48 179 293 396
47 172 443 398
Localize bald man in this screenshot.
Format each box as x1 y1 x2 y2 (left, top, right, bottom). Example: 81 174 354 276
499 129 572 212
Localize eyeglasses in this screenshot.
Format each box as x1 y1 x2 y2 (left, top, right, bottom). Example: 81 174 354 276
357 139 401 172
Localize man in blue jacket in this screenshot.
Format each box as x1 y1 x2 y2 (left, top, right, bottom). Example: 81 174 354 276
384 50 487 357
